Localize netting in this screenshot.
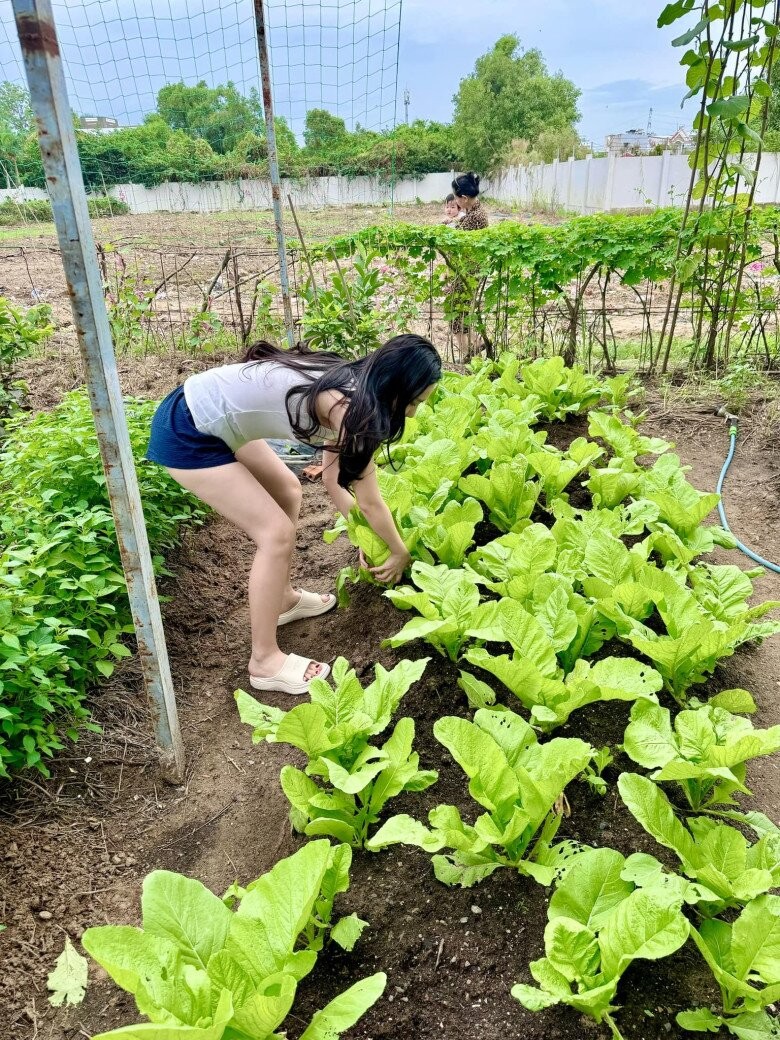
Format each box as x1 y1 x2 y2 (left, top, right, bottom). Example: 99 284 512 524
265 0 401 136
0 0 404 214
0 0 411 355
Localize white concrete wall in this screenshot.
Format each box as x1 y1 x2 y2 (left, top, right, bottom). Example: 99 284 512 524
109 171 455 213
485 153 780 213
3 156 780 214
0 186 48 204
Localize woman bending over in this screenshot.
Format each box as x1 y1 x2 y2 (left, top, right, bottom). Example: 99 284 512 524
145 334 442 696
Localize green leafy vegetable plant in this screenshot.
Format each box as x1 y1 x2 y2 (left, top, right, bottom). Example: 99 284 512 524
0 392 206 778
368 707 593 887
0 296 52 428
511 846 690 1040
459 459 540 533
581 746 615 796
383 562 494 662
235 657 435 847
594 561 777 701
678 896 780 1028
618 773 780 915
222 841 367 954
82 840 386 1040
623 699 780 810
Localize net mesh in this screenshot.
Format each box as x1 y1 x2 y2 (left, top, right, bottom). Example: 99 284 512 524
0 0 407 351
0 0 404 206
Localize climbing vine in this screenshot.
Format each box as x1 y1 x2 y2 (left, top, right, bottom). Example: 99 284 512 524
656 0 780 372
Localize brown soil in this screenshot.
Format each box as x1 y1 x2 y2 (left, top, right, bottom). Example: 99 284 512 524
1 379 779 1040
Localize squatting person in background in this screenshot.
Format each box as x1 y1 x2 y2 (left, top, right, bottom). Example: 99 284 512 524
447 171 489 360
145 335 442 697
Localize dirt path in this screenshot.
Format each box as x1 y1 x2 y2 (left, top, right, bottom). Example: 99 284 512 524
1 405 779 1040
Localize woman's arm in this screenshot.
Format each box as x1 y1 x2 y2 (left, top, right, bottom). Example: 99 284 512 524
316 390 410 583
321 445 356 519
352 464 411 584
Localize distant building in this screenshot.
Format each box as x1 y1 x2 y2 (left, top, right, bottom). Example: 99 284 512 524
78 115 120 134
656 127 692 154
605 130 652 156
605 127 692 156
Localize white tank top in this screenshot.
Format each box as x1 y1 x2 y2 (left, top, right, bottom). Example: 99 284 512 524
183 362 330 451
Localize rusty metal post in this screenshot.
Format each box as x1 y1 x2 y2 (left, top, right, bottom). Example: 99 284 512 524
12 0 185 782
253 0 295 349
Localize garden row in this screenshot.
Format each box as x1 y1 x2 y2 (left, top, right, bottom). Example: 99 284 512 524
301 207 780 370
81 356 780 1040
0 393 206 778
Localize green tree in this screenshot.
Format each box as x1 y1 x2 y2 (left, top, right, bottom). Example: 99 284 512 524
0 82 34 187
157 80 255 153
452 35 581 172
765 61 780 149
224 118 300 178
304 108 349 151
769 62 780 130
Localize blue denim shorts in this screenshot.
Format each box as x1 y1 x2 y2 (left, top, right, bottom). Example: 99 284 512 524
145 385 235 470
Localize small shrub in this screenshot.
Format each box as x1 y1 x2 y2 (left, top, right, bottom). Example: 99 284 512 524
0 392 206 778
87 195 130 217
0 296 53 428
0 195 129 226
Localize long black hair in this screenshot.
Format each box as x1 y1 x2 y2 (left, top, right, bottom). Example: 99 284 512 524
241 334 442 487
452 171 480 198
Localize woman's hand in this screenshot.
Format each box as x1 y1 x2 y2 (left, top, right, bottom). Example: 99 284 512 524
370 549 412 586
358 548 369 570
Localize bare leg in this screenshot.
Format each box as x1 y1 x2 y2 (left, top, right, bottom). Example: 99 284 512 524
165 459 324 681
235 440 329 613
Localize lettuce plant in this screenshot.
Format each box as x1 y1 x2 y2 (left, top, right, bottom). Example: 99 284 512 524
526 438 604 505
459 459 540 533
82 841 386 1040
677 1009 780 1038
623 697 780 810
463 646 662 731
518 355 606 420
472 411 545 464
411 496 483 568
235 657 435 848
367 708 593 887
594 561 775 700
222 842 366 955
618 773 780 915
383 562 496 661
466 523 558 597
454 593 662 730
511 846 690 1040
588 410 672 465
679 896 780 1028
581 746 615 796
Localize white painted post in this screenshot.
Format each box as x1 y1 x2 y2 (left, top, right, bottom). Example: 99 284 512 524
659 150 671 209
566 156 575 212
581 155 592 215
604 153 617 213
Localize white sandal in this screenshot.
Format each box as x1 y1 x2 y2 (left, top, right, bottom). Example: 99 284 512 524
278 589 337 627
249 654 331 697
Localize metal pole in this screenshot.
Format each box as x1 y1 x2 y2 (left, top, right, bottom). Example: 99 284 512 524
253 0 295 349
13 0 185 782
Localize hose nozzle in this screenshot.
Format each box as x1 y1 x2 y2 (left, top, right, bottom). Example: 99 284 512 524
716 404 739 424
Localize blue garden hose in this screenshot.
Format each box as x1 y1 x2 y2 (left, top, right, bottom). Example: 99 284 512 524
715 406 780 574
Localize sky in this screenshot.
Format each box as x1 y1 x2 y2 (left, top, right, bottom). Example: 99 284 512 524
0 0 691 149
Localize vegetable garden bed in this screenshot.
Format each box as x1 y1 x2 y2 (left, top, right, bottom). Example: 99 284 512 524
2 360 780 1040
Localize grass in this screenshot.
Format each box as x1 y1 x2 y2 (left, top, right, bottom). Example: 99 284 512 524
0 224 56 243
